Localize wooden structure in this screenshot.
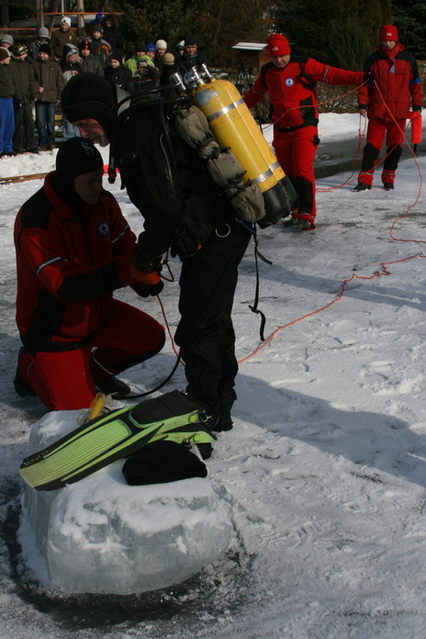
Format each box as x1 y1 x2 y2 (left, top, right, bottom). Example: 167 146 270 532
232 42 269 73
1 0 110 36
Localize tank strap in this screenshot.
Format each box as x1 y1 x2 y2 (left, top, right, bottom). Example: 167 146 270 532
174 105 266 223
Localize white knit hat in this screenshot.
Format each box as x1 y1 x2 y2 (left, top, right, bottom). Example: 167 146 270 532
61 16 71 27
155 39 167 50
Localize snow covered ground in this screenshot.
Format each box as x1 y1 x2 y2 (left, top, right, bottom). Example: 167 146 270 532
1 113 426 638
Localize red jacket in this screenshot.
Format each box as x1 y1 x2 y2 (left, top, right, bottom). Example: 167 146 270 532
358 43 423 121
15 173 137 354
244 56 365 131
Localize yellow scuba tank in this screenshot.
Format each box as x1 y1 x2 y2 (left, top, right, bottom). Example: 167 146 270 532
188 69 296 226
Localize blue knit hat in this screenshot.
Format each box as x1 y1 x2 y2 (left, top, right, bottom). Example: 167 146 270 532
145 43 156 53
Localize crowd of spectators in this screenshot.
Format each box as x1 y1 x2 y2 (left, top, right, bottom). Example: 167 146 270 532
0 14 208 156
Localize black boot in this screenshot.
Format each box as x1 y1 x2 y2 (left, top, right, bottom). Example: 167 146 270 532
96 376 131 397
13 373 36 397
353 183 371 192
212 414 234 432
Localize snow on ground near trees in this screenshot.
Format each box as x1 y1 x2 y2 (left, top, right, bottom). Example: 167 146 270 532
1 115 426 638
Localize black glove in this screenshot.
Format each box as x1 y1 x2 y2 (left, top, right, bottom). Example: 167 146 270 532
363 72 374 83
132 278 164 298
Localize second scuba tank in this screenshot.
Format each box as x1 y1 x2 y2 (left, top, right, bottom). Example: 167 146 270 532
187 69 296 226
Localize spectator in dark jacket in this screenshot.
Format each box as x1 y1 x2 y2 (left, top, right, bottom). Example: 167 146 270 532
159 52 176 85
100 14 125 52
176 35 208 72
133 58 160 92
27 27 50 62
78 39 104 75
0 46 15 156
10 44 39 153
60 43 82 141
105 50 133 92
32 43 64 150
89 25 112 67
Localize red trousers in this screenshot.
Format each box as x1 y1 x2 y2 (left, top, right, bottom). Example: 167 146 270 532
18 299 165 410
273 125 319 227
358 117 406 186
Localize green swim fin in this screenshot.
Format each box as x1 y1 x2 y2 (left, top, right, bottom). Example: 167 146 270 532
20 390 215 491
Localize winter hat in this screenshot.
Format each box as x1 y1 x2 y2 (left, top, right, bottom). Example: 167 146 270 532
56 138 103 184
0 34 14 47
78 39 91 53
110 49 123 63
39 42 52 56
268 34 291 57
65 43 78 58
0 47 10 62
145 43 156 53
175 40 185 52
61 16 71 27
15 44 28 57
92 24 103 35
155 39 167 50
38 27 50 39
184 35 197 47
53 138 104 215
135 41 146 53
163 52 175 66
61 72 117 135
380 24 398 42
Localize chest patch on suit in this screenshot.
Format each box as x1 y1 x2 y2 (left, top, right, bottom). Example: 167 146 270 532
97 221 110 237
285 77 295 86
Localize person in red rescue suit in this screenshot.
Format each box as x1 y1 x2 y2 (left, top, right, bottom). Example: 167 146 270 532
244 33 367 229
14 138 165 410
353 25 423 192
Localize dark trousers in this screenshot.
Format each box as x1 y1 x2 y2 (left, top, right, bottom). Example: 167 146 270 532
35 100 56 146
175 221 251 415
13 100 38 151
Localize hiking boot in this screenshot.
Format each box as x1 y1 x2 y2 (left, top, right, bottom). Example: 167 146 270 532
296 218 314 230
13 373 36 398
383 182 394 191
353 183 371 192
197 443 213 460
96 376 131 397
282 216 300 228
47 143 56 151
212 414 234 432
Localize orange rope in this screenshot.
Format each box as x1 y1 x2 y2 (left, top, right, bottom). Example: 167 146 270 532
238 80 425 365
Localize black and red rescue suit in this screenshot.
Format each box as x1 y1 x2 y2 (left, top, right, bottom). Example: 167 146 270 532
357 42 423 187
244 58 364 227
14 173 165 410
